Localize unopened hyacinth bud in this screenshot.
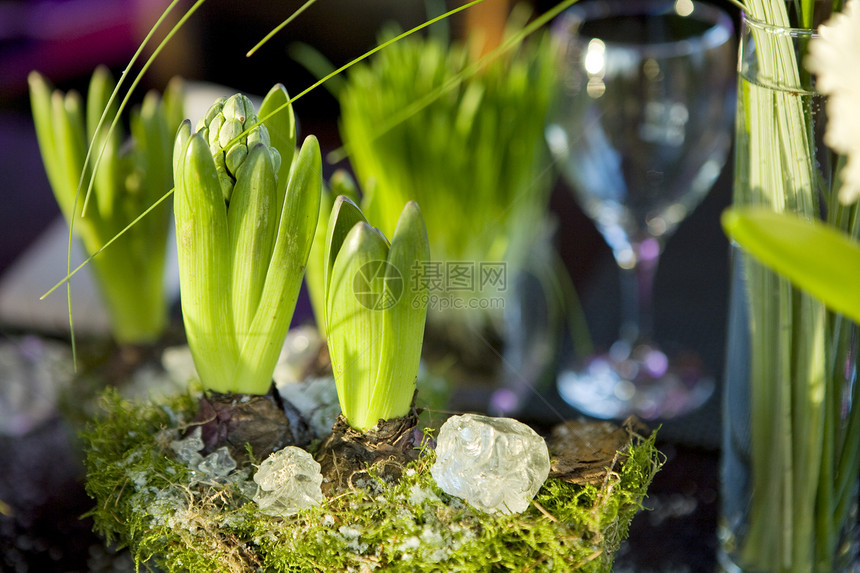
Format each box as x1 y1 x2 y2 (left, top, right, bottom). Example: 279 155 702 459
195 94 282 202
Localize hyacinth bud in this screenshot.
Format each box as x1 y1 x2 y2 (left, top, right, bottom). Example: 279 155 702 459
195 94 282 202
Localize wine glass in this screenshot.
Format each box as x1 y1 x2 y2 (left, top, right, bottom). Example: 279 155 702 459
545 0 735 420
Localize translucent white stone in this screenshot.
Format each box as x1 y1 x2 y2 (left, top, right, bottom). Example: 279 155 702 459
199 446 237 477
170 426 205 467
253 446 324 517
430 413 550 515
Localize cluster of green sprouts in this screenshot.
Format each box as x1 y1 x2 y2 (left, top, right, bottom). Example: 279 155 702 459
334 8 560 333
29 67 183 344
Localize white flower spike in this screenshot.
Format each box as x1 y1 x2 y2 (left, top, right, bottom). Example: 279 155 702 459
806 0 860 204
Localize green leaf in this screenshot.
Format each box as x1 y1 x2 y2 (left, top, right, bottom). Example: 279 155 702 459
258 83 296 210
306 170 361 333
163 77 185 137
323 195 368 326
173 120 192 177
227 143 277 338
51 90 87 224
86 66 117 143
174 131 236 393
233 135 321 394
327 220 390 430
722 207 860 324
371 201 430 423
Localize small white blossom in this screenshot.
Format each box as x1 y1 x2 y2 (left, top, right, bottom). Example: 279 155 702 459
806 0 860 204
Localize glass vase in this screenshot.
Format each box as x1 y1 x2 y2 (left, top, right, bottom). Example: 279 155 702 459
720 12 860 573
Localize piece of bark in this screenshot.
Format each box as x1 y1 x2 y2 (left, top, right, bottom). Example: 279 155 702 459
547 417 650 485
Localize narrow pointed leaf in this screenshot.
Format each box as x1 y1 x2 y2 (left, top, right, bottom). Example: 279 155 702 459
175 132 236 393
173 120 192 177
86 66 117 142
227 143 277 339
723 207 860 323
323 195 367 317
29 72 63 202
233 135 321 394
258 83 296 209
328 221 390 430
163 77 185 136
51 91 87 224
305 182 333 332
371 201 430 422
306 170 362 332
91 126 121 222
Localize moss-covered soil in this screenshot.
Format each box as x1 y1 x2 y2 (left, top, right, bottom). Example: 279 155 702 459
83 389 661 572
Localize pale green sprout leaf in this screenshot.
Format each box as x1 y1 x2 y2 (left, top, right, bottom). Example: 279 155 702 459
227 144 278 338
232 135 321 394
52 90 87 224
257 84 297 210
306 170 361 334
722 207 860 324
323 199 431 431
371 201 430 424
323 195 368 322
174 130 236 394
328 221 389 430
85 66 116 143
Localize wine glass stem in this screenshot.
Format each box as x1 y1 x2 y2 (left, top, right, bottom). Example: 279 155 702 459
619 238 661 345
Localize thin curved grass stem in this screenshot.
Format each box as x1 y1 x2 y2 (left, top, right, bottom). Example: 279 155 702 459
43 188 176 301
78 0 185 217
62 0 206 364
250 0 488 147
246 0 320 57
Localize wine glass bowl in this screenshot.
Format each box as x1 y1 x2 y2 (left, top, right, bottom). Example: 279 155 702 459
546 0 735 420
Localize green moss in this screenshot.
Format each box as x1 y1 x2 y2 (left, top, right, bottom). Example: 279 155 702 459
83 390 662 572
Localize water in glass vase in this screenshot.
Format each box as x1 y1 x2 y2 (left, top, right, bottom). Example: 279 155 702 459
720 12 860 573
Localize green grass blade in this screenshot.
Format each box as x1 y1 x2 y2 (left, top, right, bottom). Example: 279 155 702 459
723 207 860 323
28 73 64 209
245 0 319 57
86 66 116 143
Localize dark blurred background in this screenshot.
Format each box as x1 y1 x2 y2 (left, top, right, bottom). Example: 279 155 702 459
0 0 739 570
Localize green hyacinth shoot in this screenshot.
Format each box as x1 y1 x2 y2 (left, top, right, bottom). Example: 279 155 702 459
29 66 183 344
174 85 321 395
324 196 429 431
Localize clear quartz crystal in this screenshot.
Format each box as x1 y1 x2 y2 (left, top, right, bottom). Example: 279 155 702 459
169 427 238 479
198 446 237 477
253 446 324 517
170 426 205 467
430 413 550 515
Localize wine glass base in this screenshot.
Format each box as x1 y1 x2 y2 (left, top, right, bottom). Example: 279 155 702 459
557 343 715 420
